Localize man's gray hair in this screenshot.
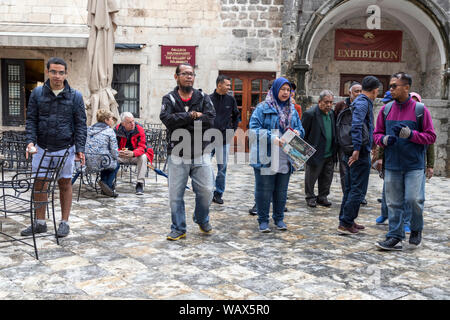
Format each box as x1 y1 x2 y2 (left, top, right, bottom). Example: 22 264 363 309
120 112 134 122
319 90 334 101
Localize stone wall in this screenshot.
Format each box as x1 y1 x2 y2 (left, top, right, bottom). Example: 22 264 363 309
307 16 431 98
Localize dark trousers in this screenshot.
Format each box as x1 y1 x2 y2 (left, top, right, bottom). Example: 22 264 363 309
339 152 370 227
338 150 346 192
304 156 334 201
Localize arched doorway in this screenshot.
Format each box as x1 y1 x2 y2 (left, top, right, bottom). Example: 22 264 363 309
294 0 450 100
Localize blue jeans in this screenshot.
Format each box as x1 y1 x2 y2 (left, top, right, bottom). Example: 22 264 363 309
339 152 370 227
381 181 388 218
100 163 120 189
253 168 291 224
403 172 426 228
385 169 425 240
168 154 214 233
212 144 230 196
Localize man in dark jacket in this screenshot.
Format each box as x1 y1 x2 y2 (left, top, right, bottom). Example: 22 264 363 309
115 112 154 195
338 76 380 235
209 75 240 204
301 90 337 208
160 63 216 241
24 57 87 238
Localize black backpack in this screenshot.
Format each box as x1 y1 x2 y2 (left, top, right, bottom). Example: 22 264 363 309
383 101 424 132
336 106 369 156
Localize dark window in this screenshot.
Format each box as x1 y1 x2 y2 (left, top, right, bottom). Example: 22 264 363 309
112 64 140 118
340 74 390 98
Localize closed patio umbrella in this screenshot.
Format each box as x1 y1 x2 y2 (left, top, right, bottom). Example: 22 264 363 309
85 0 120 125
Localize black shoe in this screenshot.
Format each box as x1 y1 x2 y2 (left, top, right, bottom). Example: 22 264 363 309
376 238 403 251
361 199 368 206
306 199 317 208
135 183 144 195
409 231 422 246
249 204 257 216
212 192 224 205
317 198 332 207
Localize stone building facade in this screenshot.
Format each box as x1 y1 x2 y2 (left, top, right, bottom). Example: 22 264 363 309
0 0 449 175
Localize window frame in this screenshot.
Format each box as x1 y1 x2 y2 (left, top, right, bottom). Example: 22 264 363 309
112 64 141 118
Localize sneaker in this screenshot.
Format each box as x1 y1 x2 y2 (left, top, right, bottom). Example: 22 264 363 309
167 230 186 241
376 238 402 251
21 222 47 236
57 222 70 238
404 225 411 234
135 183 144 195
259 221 271 233
375 216 388 225
337 225 359 235
198 222 213 234
409 230 422 246
212 192 224 205
275 220 287 231
98 180 117 197
248 204 257 216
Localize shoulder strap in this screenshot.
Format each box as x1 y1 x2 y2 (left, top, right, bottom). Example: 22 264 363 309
168 94 176 107
415 102 424 132
383 101 395 124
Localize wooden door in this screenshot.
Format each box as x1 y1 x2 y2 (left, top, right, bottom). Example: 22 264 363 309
219 71 276 152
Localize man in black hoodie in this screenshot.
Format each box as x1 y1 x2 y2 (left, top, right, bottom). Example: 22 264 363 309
209 75 240 204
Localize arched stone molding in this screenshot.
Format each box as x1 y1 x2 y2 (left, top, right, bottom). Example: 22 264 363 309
293 0 449 99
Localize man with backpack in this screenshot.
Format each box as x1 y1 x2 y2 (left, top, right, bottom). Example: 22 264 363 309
335 82 363 194
160 63 216 241
337 76 380 235
373 72 436 251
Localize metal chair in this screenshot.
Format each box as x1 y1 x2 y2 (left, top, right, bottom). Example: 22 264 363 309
72 152 114 201
0 147 70 259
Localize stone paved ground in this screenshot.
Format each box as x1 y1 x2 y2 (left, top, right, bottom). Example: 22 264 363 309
0 159 449 300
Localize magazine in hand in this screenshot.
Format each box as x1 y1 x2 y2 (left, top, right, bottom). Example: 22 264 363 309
281 128 316 170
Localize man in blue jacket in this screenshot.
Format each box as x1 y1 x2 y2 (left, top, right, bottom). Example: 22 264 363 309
337 76 380 235
23 57 87 238
209 75 240 205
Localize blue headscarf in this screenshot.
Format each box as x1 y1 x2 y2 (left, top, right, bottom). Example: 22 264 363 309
265 77 292 132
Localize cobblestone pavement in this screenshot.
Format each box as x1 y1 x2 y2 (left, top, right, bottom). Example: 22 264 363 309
0 159 449 300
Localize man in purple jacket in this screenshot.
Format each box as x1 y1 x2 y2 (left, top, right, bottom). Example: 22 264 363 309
373 72 436 251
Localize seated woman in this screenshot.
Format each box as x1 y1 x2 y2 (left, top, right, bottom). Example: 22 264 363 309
85 109 120 197
249 77 305 232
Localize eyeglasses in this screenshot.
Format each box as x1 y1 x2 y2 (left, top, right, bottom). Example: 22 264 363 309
178 72 196 77
389 83 406 89
49 70 66 76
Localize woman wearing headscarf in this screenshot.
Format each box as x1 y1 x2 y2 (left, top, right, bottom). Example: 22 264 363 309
249 77 305 232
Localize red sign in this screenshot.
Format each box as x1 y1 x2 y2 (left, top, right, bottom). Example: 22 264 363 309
335 29 402 62
161 45 196 66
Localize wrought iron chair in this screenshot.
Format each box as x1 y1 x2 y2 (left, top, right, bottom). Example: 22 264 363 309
72 152 114 201
0 147 70 260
